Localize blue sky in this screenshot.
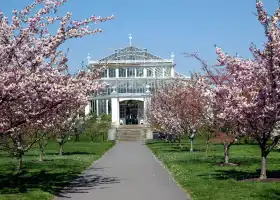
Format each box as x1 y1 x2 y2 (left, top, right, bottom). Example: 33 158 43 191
2 0 277 75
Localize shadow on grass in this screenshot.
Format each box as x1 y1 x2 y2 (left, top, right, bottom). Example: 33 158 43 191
234 143 259 146
0 167 120 198
173 156 221 166
45 151 94 156
148 141 203 152
199 169 280 181
161 147 202 153
253 189 280 200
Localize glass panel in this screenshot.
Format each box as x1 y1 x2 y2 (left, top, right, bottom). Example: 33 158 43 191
100 46 163 61
147 68 153 77
109 68 116 78
98 99 106 115
92 77 175 96
120 104 125 118
118 79 126 93
164 66 171 77
127 80 133 93
108 100 111 114
136 68 143 77
138 101 144 119
155 67 163 77
119 68 126 77
101 69 107 78
91 100 96 115
127 68 135 77
135 79 145 93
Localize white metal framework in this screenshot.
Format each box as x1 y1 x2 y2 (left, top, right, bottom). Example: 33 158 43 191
85 41 187 125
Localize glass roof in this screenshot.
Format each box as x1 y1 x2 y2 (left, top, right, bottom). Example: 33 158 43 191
100 46 163 61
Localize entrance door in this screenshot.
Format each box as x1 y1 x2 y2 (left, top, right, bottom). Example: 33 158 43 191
119 100 144 125
125 103 138 124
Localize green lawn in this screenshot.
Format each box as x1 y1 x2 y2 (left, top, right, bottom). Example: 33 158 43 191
0 135 114 200
147 137 280 200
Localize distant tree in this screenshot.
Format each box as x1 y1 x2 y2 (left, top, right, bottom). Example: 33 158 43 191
73 118 85 142
54 115 81 156
0 126 46 170
84 117 110 142
208 123 238 165
147 76 212 151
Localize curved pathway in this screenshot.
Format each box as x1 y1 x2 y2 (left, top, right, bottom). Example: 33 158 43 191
55 141 190 200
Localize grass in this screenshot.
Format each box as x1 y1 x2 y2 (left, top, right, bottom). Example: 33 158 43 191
0 134 114 200
147 137 280 200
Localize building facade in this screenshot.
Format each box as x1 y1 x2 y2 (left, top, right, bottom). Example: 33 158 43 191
85 40 184 126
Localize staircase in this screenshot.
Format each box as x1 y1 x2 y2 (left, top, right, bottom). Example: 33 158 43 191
116 125 146 141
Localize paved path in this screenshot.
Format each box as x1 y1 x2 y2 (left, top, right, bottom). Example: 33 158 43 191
56 141 190 200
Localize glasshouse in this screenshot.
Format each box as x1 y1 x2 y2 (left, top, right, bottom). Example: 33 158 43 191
85 36 186 126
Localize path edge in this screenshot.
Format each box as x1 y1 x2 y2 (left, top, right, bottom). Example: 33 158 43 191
88 142 117 167
53 142 117 200
146 143 192 200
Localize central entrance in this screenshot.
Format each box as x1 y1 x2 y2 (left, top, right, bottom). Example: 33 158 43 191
119 100 144 125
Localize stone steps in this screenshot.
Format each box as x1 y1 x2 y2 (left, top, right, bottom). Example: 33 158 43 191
116 125 146 141
117 136 142 141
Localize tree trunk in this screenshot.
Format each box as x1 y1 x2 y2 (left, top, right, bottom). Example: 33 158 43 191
39 150 44 162
190 139 193 152
75 134 80 142
59 143 63 156
224 143 230 164
206 142 209 156
168 134 172 144
178 137 181 144
260 147 267 179
17 153 23 171
205 134 210 157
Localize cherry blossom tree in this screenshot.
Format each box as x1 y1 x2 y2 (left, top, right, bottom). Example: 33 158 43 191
188 0 280 179
207 123 239 165
147 80 187 145
147 76 212 151
0 125 44 169
0 0 114 170
54 114 78 156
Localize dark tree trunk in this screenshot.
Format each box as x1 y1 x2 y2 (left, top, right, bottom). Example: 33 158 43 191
59 143 63 156
17 153 23 171
174 136 181 144
75 134 80 142
205 134 210 157
176 136 183 149
168 134 173 144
